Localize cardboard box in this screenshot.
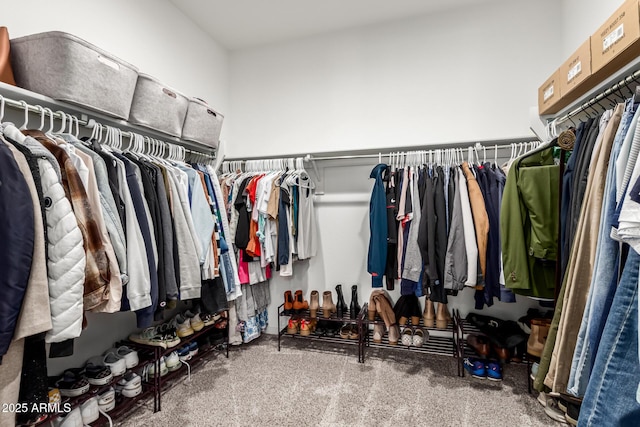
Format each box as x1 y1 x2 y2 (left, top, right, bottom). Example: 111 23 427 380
560 39 592 96
591 0 640 73
538 69 562 115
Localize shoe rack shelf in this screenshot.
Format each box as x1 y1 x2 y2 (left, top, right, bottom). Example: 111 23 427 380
35 346 158 427
113 313 229 422
277 304 365 362
361 302 458 364
453 309 529 379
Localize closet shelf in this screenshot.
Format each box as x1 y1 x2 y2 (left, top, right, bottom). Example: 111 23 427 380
0 82 215 154
363 330 456 358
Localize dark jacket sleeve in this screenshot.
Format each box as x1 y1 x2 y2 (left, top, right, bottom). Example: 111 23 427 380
368 164 388 287
0 142 35 363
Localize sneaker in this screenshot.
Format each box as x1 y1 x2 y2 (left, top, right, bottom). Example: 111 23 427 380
530 361 539 381
157 323 181 348
129 326 167 348
202 312 222 326
103 351 127 376
80 397 99 425
175 314 195 338
97 387 116 412
149 357 169 378
116 372 142 398
177 345 192 362
55 371 90 397
544 397 569 424
565 402 580 426
83 362 113 386
114 346 139 368
51 406 82 427
185 310 205 332
165 351 182 372
401 328 413 346
537 391 548 407
286 318 300 334
463 357 487 379
188 341 199 357
486 361 503 382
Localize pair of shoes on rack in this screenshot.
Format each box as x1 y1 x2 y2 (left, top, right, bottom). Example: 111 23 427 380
284 290 310 315
400 328 427 347
463 357 502 381
368 290 400 345
287 318 317 336
422 299 452 329
115 371 142 398
313 285 361 319
177 342 199 362
339 324 359 340
129 323 181 349
466 334 510 362
174 310 205 337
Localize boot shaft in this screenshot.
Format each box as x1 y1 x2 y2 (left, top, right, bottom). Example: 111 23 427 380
309 290 320 317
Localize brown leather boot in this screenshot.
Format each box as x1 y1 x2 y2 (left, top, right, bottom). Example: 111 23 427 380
292 290 309 314
527 319 551 357
309 290 320 318
368 291 379 320
374 292 399 345
436 302 451 329
467 334 490 357
283 290 294 315
423 299 435 327
322 291 336 318
493 343 510 363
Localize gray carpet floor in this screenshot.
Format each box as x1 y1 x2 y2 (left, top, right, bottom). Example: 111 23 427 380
120 335 556 427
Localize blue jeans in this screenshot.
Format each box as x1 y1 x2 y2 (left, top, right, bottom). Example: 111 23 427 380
568 100 637 396
578 250 640 426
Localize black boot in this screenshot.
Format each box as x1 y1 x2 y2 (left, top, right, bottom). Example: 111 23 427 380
335 284 348 318
350 285 361 319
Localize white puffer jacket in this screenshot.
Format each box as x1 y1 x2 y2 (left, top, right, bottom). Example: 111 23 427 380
3 125 86 343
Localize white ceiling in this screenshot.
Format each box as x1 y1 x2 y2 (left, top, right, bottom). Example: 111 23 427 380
169 0 493 50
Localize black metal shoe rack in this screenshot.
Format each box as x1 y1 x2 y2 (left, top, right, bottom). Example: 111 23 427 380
278 303 467 373
277 304 366 362
454 309 530 379
361 302 458 367
66 313 231 427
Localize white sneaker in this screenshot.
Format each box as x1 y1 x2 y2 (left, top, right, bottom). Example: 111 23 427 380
149 356 169 378
117 372 142 398
97 387 116 412
51 407 82 427
114 346 139 368
175 314 194 338
80 397 99 425
165 351 182 372
103 351 127 376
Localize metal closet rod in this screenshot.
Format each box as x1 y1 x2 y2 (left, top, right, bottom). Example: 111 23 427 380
0 93 215 157
223 139 539 163
553 69 640 126
304 142 535 162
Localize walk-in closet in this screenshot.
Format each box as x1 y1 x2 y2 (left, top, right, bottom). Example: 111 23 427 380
1 1 639 426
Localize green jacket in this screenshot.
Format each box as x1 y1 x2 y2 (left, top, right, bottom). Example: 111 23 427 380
500 146 558 299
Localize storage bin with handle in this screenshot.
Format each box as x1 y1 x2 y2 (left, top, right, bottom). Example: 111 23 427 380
128 73 189 137
181 97 224 149
10 31 138 119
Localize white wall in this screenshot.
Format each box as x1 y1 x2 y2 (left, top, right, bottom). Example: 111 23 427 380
228 0 563 159
561 0 626 57
234 0 565 335
2 0 228 373
5 0 229 130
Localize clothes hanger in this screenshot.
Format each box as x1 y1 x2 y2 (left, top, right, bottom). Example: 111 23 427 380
19 101 30 130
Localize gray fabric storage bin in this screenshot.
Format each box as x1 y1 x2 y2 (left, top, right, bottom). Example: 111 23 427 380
181 98 223 149
129 73 188 137
10 31 138 119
